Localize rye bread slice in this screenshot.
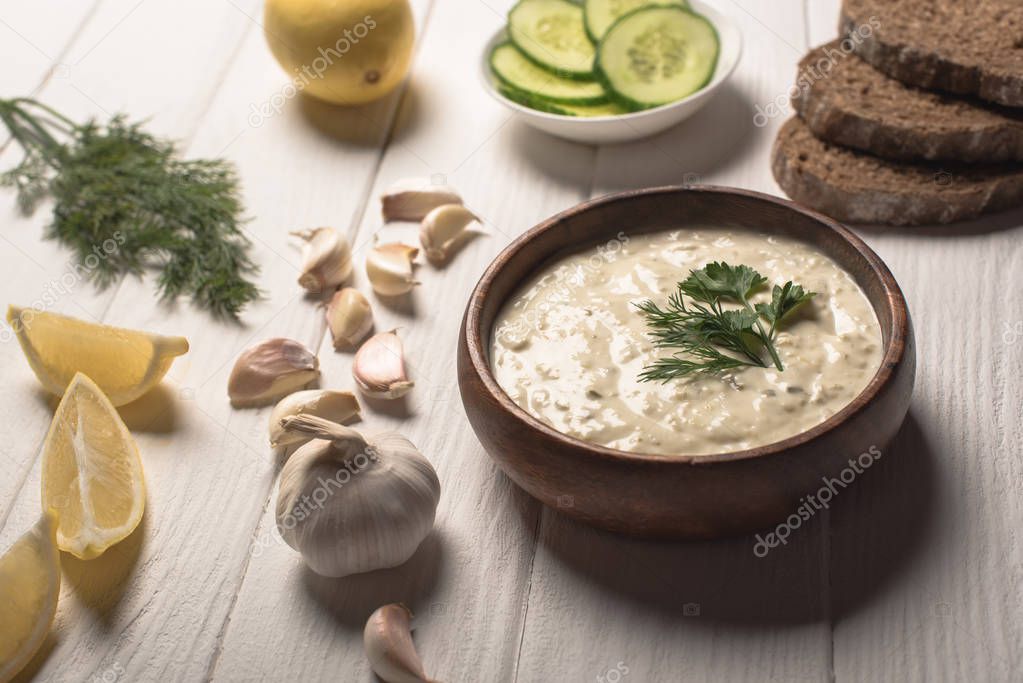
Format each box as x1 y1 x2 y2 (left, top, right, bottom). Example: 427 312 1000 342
793 41 1023 163
772 117 1023 225
841 0 1023 108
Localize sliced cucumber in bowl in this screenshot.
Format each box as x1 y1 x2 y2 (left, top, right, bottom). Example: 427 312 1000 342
490 42 608 105
508 0 596 80
583 0 689 43
595 5 719 111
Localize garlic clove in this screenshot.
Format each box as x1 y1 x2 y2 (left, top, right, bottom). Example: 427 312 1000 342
420 204 479 263
366 243 419 297
275 416 441 578
353 330 414 399
364 604 437 683
326 287 374 350
381 178 462 222
228 338 319 407
268 390 360 448
292 227 353 293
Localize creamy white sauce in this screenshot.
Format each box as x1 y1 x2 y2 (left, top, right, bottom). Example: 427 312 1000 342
490 229 883 456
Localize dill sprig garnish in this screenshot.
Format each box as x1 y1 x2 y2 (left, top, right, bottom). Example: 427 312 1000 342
637 262 814 382
0 97 260 318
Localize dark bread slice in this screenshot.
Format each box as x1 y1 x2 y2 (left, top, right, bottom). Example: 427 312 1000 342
772 117 1023 225
794 41 1023 163
841 0 1023 108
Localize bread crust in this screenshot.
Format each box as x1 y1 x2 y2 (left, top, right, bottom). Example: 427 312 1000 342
794 43 1023 163
772 118 1023 226
840 0 1023 108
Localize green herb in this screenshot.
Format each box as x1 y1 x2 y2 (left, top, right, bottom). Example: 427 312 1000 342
637 262 814 382
0 97 259 318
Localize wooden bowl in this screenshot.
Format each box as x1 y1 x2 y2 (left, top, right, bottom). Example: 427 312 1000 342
458 186 915 539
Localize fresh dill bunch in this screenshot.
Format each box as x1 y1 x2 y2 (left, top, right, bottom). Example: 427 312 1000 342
0 97 260 318
637 262 814 382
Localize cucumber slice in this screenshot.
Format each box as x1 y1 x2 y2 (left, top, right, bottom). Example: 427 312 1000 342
596 6 719 111
498 85 575 115
583 0 689 42
560 100 628 117
491 43 608 105
508 0 596 80
498 85 627 117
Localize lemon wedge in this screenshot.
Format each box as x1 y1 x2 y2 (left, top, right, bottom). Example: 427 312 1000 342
41 373 146 560
0 511 60 681
7 305 188 406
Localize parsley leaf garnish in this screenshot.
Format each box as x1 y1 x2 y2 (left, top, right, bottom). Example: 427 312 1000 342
637 262 815 382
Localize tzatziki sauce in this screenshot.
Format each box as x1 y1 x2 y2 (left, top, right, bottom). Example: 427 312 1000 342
490 229 883 456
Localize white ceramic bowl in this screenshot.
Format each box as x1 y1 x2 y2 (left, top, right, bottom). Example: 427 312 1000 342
480 0 743 145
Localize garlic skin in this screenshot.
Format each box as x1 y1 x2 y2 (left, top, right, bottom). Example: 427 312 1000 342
275 415 441 578
293 228 353 293
326 287 373 350
381 178 462 222
268 390 360 448
364 604 437 683
420 204 478 262
366 243 419 297
228 338 319 407
353 330 414 399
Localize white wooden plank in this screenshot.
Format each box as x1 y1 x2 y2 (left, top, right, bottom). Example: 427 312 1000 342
0 0 111 531
211 0 600 680
804 0 839 46
825 221 1023 683
0 0 98 97
804 4 1023 681
514 2 835 681
0 1 319 681
0 0 258 531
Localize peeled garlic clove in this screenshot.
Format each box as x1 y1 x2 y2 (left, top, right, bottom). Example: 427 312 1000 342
366 244 419 297
381 178 462 222
228 338 319 407
420 204 478 262
353 330 413 399
276 415 441 578
364 604 436 683
268 389 360 448
326 288 374 350
293 227 353 293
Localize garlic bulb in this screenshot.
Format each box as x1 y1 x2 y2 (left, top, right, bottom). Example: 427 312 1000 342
326 287 373 350
228 338 319 407
366 243 419 297
275 415 441 578
364 604 437 683
420 204 478 262
353 330 414 399
268 389 360 448
381 178 462 222
293 227 353 293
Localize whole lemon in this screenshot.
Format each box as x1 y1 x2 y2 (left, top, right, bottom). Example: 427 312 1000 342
264 0 414 106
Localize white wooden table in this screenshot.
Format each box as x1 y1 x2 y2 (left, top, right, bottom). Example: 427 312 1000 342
1 1 1021 681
